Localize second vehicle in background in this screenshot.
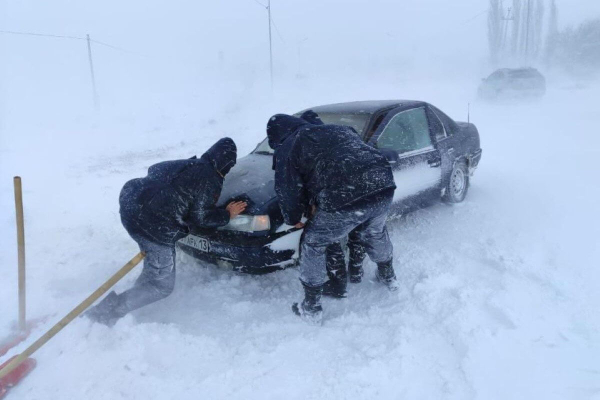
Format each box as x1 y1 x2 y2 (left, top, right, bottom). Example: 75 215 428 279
478 67 546 100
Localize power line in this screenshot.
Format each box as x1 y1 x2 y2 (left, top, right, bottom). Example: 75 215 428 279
270 16 285 43
422 7 489 41
461 8 489 26
0 29 84 41
0 29 140 56
89 38 139 55
251 0 268 9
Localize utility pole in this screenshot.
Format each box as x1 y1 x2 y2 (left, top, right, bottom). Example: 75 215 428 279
267 0 273 89
501 7 513 52
297 37 308 77
524 0 531 60
86 34 99 108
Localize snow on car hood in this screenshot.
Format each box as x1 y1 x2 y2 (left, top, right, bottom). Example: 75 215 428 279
216 153 276 213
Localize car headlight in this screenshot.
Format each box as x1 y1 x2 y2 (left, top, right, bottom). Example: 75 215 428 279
219 215 271 232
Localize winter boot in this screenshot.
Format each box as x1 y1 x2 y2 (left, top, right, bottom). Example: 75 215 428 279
376 259 399 292
292 282 324 325
323 246 348 298
349 260 364 284
84 291 128 326
348 240 366 283
322 276 347 298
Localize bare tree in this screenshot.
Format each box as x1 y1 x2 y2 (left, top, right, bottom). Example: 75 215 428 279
488 0 503 64
520 0 531 58
532 0 545 57
553 19 600 76
512 0 522 58
545 0 559 64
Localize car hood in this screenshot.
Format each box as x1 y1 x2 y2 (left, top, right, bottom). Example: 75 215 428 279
216 153 276 213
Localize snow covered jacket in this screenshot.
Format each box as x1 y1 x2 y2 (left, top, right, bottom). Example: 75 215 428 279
267 114 396 226
119 138 237 245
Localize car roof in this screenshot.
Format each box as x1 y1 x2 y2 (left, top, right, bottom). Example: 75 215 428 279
489 67 543 77
303 100 427 115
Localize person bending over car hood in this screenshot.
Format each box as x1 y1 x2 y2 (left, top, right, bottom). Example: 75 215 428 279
267 114 396 224
85 138 247 326
267 114 398 324
120 137 238 244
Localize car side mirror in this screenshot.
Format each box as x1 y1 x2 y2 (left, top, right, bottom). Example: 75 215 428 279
379 148 399 165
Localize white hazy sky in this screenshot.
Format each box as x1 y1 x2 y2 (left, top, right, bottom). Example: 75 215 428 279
2 0 598 64
555 0 600 27
1 0 598 121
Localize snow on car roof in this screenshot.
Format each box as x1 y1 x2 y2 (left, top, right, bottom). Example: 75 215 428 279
488 67 544 79
303 100 426 115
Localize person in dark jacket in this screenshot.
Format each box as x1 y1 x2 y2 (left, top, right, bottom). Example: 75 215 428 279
86 138 246 325
298 110 366 299
267 114 398 324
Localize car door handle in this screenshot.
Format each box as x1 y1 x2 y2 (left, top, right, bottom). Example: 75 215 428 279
428 160 441 168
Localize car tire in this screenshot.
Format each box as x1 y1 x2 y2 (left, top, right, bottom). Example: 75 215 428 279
443 160 469 203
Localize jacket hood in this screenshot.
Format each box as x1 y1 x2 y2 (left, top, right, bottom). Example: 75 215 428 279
201 137 237 176
267 114 310 149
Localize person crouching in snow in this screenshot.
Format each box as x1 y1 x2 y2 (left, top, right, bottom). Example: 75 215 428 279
267 114 399 325
86 138 246 326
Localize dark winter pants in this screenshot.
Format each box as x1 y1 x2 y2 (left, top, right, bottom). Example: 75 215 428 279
325 230 365 280
299 189 394 287
118 234 177 315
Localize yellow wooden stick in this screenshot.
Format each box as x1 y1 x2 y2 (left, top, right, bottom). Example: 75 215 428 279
14 177 26 332
0 252 145 380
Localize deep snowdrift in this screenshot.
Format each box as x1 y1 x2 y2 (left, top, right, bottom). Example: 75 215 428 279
1 77 599 399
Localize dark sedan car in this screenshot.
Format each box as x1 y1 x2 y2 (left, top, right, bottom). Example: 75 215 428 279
178 100 482 273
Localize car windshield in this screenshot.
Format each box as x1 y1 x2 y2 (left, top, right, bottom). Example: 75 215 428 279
253 112 371 155
488 71 506 81
254 138 274 154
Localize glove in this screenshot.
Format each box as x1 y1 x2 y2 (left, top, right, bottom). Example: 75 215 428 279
84 291 127 327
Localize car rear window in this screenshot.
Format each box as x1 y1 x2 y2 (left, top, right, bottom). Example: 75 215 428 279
488 70 506 80
430 106 459 135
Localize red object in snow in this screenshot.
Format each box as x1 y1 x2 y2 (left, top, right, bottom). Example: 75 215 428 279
0 356 37 398
0 316 50 358
0 317 47 398
0 332 29 358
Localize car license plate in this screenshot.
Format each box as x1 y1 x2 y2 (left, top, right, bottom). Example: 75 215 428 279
180 235 210 253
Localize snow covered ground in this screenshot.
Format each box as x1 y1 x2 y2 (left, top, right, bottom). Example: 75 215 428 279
1 73 600 400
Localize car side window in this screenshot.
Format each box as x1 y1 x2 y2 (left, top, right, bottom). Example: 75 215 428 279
430 105 458 136
377 107 432 154
426 107 446 141
364 112 387 142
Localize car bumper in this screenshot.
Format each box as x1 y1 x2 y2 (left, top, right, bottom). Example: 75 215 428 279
468 148 482 175
176 228 301 273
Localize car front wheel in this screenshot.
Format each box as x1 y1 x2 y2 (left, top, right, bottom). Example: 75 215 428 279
443 160 469 203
